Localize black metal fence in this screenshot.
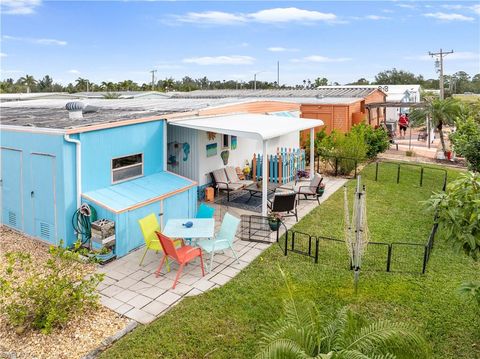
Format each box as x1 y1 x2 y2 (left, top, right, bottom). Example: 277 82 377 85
372 161 448 191
314 154 360 179
239 215 287 244
281 223 438 274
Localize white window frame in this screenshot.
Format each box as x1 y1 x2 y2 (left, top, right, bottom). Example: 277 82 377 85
111 153 144 184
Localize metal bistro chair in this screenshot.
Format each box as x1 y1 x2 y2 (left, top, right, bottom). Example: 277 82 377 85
279 173 323 204
269 191 298 222
197 213 241 272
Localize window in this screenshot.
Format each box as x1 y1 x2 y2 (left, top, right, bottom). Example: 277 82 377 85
222 134 230 148
112 153 143 183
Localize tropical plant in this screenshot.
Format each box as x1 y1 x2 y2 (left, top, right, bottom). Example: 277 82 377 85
409 98 461 153
459 281 480 308
18 74 37 93
103 92 121 99
351 124 390 159
257 270 428 359
425 172 480 260
75 77 90 92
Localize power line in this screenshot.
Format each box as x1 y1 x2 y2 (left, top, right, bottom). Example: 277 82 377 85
428 49 453 100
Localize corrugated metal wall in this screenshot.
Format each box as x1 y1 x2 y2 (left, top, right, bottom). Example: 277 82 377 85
166 125 198 182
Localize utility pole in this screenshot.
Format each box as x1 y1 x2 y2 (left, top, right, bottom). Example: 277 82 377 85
150 69 157 91
277 61 280 88
428 49 453 100
253 71 264 90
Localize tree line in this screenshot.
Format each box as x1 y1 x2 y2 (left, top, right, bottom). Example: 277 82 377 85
1 68 479 94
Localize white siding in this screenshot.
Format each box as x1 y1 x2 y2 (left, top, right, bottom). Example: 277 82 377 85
166 125 199 181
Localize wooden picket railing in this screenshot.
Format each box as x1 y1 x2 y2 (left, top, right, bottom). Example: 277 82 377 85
252 148 306 184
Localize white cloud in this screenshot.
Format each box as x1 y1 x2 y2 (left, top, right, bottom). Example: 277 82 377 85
382 9 394 14
3 35 67 46
396 3 417 10
1 0 41 15
365 15 390 20
173 7 337 25
441 4 465 10
424 12 474 21
182 55 255 65
248 8 337 23
0 53 7 57
472 4 480 15
177 11 246 25
267 47 298 52
291 55 352 63
68 69 80 74
404 51 479 61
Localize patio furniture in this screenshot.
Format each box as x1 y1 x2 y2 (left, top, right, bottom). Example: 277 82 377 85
268 191 298 222
162 218 215 244
197 203 215 218
197 213 241 272
137 213 182 268
225 166 254 187
417 131 428 141
211 168 246 202
279 173 323 204
244 182 278 203
155 232 205 289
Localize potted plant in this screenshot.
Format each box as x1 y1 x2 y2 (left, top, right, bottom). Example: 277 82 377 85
317 182 326 197
296 169 310 181
243 163 251 179
95 246 115 263
268 212 282 231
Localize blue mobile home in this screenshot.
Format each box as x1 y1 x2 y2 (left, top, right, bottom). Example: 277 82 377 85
1 103 197 257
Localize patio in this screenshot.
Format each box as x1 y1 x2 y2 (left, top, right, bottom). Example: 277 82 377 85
96 175 347 324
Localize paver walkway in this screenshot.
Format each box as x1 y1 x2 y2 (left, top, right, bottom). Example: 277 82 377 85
96 176 347 323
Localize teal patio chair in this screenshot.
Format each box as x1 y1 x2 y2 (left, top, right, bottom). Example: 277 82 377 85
185 203 215 245
197 203 215 219
197 212 241 272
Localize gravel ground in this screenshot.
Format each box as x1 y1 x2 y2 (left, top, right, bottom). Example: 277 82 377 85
0 226 129 359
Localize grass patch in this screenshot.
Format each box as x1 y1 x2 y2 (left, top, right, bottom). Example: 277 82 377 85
101 162 479 359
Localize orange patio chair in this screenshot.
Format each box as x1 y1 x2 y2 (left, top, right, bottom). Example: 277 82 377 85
155 232 205 289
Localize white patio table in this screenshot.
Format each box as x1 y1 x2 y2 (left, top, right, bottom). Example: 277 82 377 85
162 218 215 243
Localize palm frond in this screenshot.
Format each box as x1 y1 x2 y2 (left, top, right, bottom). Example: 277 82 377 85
345 320 428 359
256 338 312 359
337 350 397 359
319 306 349 352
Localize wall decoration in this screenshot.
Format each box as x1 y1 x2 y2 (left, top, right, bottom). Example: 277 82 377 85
182 142 190 161
206 143 217 157
231 135 237 150
222 134 229 148
207 132 216 141
167 141 181 167
220 150 230 165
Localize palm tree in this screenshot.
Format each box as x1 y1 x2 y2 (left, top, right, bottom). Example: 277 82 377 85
257 271 428 359
410 98 461 153
75 77 90 92
18 74 36 93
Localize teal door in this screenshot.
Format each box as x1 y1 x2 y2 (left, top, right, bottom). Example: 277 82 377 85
30 153 57 244
0 148 23 230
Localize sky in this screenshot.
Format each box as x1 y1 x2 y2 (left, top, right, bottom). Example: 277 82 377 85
1 0 479 86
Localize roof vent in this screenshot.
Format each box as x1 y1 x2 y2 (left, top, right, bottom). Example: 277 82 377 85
65 101 84 119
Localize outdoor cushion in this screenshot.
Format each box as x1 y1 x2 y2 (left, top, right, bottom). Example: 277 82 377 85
225 166 239 182
213 168 229 184
217 182 244 190
225 166 254 187
294 183 315 194
310 173 322 188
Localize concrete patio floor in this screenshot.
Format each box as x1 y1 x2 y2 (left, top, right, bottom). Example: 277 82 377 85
96 176 347 324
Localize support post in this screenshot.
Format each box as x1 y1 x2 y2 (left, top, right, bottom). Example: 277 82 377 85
262 140 268 216
310 128 315 178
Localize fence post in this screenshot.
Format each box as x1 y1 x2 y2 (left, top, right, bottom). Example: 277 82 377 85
375 162 379 181
284 231 288 256
252 154 257 181
396 164 401 184
386 244 392 272
420 167 424 187
308 235 312 256
442 172 447 191
291 231 295 251
335 157 338 177
314 238 319 264
422 246 428 274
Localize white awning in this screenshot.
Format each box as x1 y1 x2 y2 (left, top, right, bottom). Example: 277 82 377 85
168 113 323 141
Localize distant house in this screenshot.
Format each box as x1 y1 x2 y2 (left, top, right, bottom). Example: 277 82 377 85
0 97 317 254
170 88 387 143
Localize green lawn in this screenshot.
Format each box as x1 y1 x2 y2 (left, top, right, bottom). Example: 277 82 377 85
101 162 479 359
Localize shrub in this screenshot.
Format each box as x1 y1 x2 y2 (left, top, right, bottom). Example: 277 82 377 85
450 116 480 172
0 244 103 334
352 124 390 159
332 130 368 175
425 172 480 260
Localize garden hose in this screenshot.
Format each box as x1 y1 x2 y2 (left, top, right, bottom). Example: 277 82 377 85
72 203 97 248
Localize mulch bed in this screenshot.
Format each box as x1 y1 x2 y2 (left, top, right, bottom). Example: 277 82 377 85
0 226 129 359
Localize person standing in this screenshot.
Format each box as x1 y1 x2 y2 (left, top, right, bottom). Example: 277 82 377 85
398 113 409 138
